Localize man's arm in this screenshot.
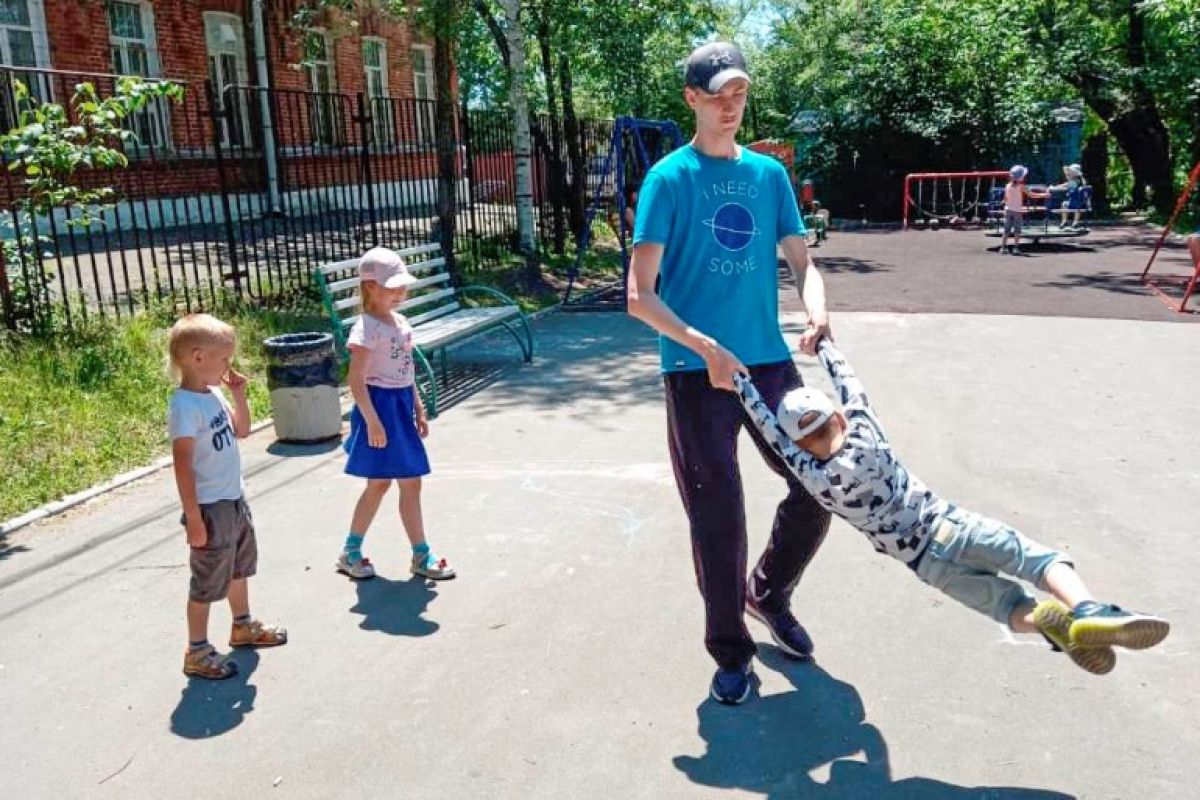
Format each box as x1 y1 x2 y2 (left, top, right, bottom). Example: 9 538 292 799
817 339 871 413
627 243 745 390
780 235 831 354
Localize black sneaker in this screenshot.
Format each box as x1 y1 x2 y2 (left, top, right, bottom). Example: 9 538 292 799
710 663 755 705
746 595 814 660
1070 601 1170 650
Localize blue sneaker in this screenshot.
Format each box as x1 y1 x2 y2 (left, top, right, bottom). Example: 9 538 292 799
710 663 755 705
746 595 814 660
1070 601 1169 651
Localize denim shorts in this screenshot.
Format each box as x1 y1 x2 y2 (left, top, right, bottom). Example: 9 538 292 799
915 507 1071 626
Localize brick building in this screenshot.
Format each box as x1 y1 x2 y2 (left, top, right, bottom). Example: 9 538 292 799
0 0 451 204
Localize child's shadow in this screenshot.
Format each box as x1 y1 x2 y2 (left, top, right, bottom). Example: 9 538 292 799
169 650 259 740
348 575 440 637
674 647 1073 800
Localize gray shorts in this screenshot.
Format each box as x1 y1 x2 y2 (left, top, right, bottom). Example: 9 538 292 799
1003 210 1023 237
915 507 1071 626
184 498 258 603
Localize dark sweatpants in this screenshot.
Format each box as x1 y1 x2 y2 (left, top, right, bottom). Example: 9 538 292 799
664 360 831 670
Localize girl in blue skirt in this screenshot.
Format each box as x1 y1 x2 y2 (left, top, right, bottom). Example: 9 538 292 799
337 247 455 581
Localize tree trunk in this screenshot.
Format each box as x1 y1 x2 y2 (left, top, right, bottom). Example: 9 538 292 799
498 0 540 286
535 6 567 254
559 52 585 241
432 0 461 282
1081 133 1108 213
1107 107 1174 215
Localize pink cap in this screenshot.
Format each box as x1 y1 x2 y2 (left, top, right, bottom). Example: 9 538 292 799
359 247 416 289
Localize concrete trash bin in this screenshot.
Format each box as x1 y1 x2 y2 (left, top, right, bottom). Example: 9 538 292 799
262 332 341 443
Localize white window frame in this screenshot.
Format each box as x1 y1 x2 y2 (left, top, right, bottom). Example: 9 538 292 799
107 0 168 149
410 43 434 146
0 0 49 68
204 11 252 149
304 29 340 146
362 36 393 147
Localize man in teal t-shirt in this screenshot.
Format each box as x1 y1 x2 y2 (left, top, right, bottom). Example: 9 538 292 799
628 41 834 706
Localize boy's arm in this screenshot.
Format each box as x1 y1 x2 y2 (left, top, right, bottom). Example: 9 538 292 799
172 437 207 548
817 338 872 413
222 370 252 438
732 374 814 479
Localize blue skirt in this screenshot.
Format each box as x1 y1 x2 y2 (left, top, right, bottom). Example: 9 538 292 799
344 384 431 479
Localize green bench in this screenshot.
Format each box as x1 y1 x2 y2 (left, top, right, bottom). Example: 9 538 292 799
314 242 534 417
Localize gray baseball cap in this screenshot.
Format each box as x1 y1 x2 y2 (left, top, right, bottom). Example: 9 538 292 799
776 387 836 440
685 41 751 94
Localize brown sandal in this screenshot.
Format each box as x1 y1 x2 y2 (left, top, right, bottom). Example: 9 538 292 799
183 645 239 680
230 619 288 648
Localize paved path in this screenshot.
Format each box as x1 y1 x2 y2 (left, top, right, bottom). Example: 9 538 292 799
2 305 1196 798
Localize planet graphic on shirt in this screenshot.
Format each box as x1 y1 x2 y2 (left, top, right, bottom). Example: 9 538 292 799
703 202 761 252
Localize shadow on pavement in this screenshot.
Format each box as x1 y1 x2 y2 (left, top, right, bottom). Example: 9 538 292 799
348 574 440 637
169 650 260 740
673 648 1075 799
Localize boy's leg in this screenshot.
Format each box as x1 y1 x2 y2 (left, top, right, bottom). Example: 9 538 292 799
741 360 832 614
187 600 211 644
665 370 756 671
226 500 286 647
185 504 239 678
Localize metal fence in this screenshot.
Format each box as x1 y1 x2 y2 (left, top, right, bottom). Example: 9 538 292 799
0 66 614 332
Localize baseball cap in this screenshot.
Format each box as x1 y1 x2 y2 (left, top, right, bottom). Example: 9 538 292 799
684 41 751 94
1009 165 1029 181
776 387 836 440
359 246 416 289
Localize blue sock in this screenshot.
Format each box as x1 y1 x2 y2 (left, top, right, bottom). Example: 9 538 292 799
344 533 365 563
412 542 430 562
189 639 209 652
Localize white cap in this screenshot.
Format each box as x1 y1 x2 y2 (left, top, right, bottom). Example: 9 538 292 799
1009 165 1028 181
776 387 836 440
359 247 416 289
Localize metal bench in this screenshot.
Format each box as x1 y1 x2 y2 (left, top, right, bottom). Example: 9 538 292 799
314 242 534 417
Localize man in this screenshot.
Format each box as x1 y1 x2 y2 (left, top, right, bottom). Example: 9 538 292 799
627 41 833 705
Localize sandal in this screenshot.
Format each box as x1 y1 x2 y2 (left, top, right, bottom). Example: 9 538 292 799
230 619 288 648
183 645 239 680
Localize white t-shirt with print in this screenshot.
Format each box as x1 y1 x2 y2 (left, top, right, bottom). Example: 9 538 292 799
347 311 416 388
168 387 244 504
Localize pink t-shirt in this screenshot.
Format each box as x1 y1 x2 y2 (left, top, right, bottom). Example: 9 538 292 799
347 311 416 388
1004 183 1026 212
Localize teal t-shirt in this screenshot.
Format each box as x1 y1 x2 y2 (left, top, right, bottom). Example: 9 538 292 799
633 144 805 372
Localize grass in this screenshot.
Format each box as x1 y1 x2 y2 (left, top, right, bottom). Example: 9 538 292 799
0 293 329 522
0 249 609 523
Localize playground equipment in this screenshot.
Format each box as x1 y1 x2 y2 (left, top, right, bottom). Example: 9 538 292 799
1140 161 1200 314
798 179 829 246
981 183 1094 245
902 171 1010 229
562 116 684 310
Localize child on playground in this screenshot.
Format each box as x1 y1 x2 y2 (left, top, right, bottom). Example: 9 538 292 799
734 337 1169 675
999 164 1048 255
336 247 455 582
1049 163 1088 230
169 313 287 680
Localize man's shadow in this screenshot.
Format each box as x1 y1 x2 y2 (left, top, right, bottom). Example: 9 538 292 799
674 648 1074 800
348 575 440 636
169 650 259 740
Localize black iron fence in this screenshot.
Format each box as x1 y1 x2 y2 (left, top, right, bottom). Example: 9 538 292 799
0 66 614 332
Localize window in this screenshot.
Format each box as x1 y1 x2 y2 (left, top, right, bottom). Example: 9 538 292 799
304 31 340 146
362 37 392 146
0 0 51 123
107 0 167 148
205 12 251 149
410 44 434 145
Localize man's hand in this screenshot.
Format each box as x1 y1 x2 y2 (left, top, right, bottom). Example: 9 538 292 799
701 339 747 391
185 513 207 549
797 310 832 355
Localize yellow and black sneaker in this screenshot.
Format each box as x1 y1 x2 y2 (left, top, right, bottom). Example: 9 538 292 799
1032 599 1116 676
1069 601 1170 651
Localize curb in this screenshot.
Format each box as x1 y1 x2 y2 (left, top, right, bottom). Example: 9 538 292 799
1 307 562 538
